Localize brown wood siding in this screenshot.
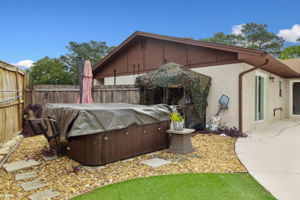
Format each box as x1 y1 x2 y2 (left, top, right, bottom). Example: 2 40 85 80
95 38 238 78
144 38 164 70
164 41 187 65
127 41 141 74
96 60 114 78
66 121 169 166
114 51 127 74
188 46 217 64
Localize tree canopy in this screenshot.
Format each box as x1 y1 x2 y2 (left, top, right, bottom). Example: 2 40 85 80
201 23 284 56
29 41 115 85
280 45 300 59
29 57 73 85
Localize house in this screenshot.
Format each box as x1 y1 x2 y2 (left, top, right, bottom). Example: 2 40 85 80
92 31 300 132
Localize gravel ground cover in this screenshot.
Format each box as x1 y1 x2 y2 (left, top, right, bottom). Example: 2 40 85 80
0 134 246 200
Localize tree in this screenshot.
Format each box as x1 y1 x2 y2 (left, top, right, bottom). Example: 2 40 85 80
201 23 284 56
29 57 73 85
279 45 300 59
241 23 284 55
59 41 115 83
201 32 244 46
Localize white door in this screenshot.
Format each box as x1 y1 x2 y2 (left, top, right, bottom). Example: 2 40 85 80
255 73 267 121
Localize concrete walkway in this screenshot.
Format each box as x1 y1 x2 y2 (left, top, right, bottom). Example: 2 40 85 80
236 119 300 200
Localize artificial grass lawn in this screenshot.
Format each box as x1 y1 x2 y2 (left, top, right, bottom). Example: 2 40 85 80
72 173 275 200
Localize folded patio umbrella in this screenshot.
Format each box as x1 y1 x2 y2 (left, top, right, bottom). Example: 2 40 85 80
77 60 94 104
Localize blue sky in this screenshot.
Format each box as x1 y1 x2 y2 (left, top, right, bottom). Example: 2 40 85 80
1 0 299 67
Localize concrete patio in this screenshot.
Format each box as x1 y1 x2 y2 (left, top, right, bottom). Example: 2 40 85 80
236 119 300 200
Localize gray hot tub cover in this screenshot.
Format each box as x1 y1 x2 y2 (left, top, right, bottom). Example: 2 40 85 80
42 103 171 142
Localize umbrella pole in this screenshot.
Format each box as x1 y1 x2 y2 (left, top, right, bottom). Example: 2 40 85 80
77 57 83 104
183 87 186 125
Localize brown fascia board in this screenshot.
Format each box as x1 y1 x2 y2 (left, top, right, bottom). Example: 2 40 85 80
241 53 300 78
92 31 266 73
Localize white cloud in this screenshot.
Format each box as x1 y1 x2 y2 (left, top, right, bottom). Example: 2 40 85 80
232 24 244 35
278 24 300 42
13 60 34 68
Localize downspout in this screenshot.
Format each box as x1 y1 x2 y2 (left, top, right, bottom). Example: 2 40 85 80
238 58 269 131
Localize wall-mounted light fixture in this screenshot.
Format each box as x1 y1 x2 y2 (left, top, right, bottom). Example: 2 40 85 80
269 76 275 82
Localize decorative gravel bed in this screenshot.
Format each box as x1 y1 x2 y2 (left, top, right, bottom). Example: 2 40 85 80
0 134 246 200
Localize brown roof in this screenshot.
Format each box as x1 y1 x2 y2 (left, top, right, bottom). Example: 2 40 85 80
93 31 300 78
280 58 300 73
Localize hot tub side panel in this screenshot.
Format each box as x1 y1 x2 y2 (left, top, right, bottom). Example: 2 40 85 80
66 121 169 166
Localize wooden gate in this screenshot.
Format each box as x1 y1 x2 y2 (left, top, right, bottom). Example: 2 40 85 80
0 61 27 143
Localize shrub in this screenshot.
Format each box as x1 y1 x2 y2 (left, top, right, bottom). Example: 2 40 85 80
200 125 247 138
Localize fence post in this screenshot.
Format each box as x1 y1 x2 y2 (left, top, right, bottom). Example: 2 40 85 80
15 68 21 130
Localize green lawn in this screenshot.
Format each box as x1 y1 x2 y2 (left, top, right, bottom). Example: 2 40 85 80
72 173 275 200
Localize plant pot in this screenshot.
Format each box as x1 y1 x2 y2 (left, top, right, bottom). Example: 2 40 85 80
173 121 184 131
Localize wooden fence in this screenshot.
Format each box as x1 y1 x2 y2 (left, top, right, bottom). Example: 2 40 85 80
26 85 140 106
0 61 27 143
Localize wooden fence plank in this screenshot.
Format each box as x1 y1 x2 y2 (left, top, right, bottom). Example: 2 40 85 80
25 85 140 106
0 61 27 143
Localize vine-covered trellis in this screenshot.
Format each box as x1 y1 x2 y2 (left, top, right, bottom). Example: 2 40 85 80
135 62 211 122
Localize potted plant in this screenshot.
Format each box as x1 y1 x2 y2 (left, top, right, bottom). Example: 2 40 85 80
170 111 185 131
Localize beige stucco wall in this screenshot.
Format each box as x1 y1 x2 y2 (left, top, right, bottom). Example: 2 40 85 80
242 69 289 132
101 74 141 85
191 63 252 129
95 62 293 132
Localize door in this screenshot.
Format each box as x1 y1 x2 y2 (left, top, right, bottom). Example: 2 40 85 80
293 82 300 115
255 73 267 121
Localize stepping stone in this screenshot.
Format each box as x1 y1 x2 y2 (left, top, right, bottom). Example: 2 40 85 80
15 171 38 181
29 189 60 200
3 159 40 173
42 155 57 161
0 146 10 155
83 166 105 172
140 158 171 168
2 139 18 149
122 158 134 162
147 152 158 156
20 180 46 191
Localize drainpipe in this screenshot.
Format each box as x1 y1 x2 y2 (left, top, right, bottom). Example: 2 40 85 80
238 58 269 131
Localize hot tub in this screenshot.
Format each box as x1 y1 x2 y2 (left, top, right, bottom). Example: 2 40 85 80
42 103 171 166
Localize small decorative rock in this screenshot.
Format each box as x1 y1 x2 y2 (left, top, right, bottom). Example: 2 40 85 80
20 180 46 191
15 171 38 181
147 152 158 156
29 189 60 200
122 158 134 162
42 155 57 161
140 158 171 168
3 159 40 173
83 166 105 172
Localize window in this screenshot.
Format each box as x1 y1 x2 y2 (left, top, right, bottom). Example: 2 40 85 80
279 80 282 97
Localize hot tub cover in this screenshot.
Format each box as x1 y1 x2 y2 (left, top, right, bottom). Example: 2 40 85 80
42 103 171 142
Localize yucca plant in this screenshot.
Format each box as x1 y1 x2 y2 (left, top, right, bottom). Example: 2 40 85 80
170 111 185 131
169 111 184 122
